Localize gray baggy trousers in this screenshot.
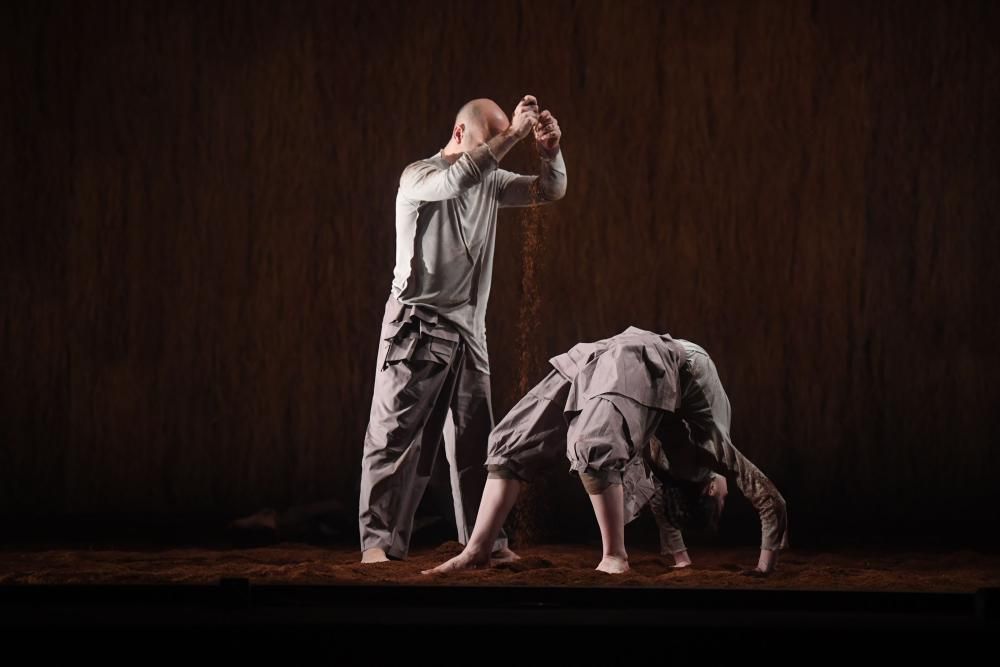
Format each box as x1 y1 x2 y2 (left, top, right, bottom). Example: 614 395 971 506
485 369 664 486
358 295 507 559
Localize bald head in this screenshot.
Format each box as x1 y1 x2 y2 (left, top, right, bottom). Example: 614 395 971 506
451 98 510 147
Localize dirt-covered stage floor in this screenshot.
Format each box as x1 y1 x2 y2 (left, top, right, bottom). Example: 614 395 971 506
3 541 999 592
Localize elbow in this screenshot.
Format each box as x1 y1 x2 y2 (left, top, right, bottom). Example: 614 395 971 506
437 162 482 198
397 173 422 201
455 172 481 192
544 182 567 202
547 167 568 201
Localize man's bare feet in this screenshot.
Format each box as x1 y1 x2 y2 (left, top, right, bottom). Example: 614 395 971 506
421 548 490 575
596 555 629 574
490 546 521 564
361 547 390 564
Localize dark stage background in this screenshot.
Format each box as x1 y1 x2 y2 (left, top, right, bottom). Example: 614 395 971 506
3 0 998 546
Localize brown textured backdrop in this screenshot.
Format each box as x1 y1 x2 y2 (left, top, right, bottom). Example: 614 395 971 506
2 0 998 544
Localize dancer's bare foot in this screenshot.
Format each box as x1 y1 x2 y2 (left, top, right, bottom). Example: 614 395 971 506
671 550 692 569
490 546 521 564
421 548 490 574
361 547 390 564
596 555 629 574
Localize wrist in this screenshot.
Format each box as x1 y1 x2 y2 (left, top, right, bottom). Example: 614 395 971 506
481 140 499 164
538 144 560 161
508 120 533 141
488 128 519 157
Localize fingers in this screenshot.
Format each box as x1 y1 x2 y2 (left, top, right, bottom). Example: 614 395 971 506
534 120 559 135
517 111 540 129
534 111 558 133
514 95 540 116
515 97 538 112
534 117 561 143
514 97 561 141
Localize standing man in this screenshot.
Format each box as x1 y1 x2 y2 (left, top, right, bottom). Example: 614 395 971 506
358 95 568 563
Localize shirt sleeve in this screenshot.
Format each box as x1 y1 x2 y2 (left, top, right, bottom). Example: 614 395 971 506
398 144 497 201
495 149 568 208
700 432 790 551
649 482 689 555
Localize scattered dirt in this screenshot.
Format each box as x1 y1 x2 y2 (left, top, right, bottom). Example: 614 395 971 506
3 541 998 592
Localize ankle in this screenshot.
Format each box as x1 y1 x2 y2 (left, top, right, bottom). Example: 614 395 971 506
463 543 491 561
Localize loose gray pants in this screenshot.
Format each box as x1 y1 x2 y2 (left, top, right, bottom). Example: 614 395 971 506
358 296 507 559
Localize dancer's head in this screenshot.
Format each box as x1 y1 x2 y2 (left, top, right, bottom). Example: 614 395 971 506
660 471 727 534
449 98 510 149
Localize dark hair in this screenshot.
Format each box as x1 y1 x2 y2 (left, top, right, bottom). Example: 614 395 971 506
660 477 723 535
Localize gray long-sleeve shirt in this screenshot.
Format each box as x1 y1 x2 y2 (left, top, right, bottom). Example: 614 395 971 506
390 143 568 374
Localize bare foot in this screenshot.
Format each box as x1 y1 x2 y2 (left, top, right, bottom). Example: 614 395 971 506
596 555 630 574
490 546 521 564
421 549 489 575
671 561 692 569
671 552 692 569
740 567 770 578
361 547 390 564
